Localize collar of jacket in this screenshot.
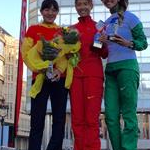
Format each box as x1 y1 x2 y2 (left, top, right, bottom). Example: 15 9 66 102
40 22 59 28
78 15 92 23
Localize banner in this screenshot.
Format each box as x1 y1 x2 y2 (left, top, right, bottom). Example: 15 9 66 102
14 0 27 137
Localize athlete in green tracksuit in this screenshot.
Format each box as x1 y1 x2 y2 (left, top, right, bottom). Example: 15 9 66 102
99 0 148 150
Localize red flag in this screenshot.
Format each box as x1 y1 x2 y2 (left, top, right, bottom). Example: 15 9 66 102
14 0 27 137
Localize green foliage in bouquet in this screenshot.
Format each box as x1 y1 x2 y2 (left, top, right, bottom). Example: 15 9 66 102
62 27 79 44
69 53 80 67
41 36 59 61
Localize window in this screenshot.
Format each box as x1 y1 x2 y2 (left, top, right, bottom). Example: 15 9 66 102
72 7 76 13
0 41 4 55
143 22 150 28
140 47 150 58
55 15 60 25
140 3 150 10
29 1 37 11
138 114 150 139
0 82 3 95
93 5 105 13
0 60 4 77
141 11 150 22
131 11 140 18
60 14 71 26
129 4 140 11
94 12 106 22
38 15 42 23
139 73 150 99
71 14 78 24
60 7 71 14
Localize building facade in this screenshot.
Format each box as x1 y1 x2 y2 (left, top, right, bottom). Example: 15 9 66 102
0 27 30 149
0 26 20 147
3 34 19 125
23 0 150 149
0 27 5 100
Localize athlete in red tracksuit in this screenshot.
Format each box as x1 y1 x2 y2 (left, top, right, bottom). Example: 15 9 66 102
70 1 108 150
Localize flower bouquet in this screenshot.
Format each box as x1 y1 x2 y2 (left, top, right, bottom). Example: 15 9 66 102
40 36 61 79
41 36 60 61
28 27 81 98
61 27 80 67
62 27 79 44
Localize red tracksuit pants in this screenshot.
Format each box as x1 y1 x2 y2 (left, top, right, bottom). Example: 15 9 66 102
70 76 103 150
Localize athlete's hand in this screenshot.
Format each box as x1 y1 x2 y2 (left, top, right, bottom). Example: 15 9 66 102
51 68 61 82
113 34 132 47
99 33 108 43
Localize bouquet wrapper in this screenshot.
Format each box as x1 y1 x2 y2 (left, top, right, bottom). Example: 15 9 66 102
29 73 45 98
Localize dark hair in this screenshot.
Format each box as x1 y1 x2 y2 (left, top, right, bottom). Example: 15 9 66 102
117 0 128 25
75 0 92 4
40 0 59 12
118 0 128 11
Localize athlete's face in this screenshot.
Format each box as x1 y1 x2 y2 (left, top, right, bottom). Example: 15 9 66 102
101 0 118 9
75 0 93 17
41 6 58 24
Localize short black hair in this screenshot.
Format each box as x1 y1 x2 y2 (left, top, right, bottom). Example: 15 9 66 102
40 0 59 12
75 0 92 4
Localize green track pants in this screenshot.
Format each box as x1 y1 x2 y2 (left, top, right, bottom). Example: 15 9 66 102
104 69 139 150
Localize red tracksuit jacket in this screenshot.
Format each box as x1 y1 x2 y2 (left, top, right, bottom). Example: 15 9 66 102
72 16 108 77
